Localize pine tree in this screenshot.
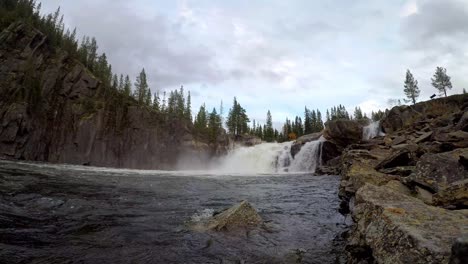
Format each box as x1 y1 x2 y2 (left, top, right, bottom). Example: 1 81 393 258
153 91 160 112
304 107 312 134
264 110 274 142
354 107 363 120
431 67 452 97
123 75 131 97
145 88 152 106
208 108 221 142
184 91 192 123
194 104 208 134
403 69 420 104
464 88 467 94
134 68 149 105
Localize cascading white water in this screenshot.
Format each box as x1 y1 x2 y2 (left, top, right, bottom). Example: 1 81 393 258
289 136 326 172
215 137 325 174
362 121 385 140
216 142 293 174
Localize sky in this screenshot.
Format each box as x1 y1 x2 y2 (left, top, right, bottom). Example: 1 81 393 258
40 0 468 127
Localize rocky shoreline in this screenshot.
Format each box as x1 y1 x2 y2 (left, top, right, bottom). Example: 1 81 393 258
314 94 468 263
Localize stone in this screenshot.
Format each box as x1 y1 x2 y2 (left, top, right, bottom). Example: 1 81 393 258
414 131 433 144
190 201 263 232
348 184 468 264
434 130 468 148
384 180 412 196
392 135 407 145
375 148 417 170
450 236 468 264
323 119 363 147
407 148 468 192
455 111 468 132
378 166 415 177
433 180 468 209
414 186 433 205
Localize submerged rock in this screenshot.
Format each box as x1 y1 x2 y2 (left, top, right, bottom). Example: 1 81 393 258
348 184 468 264
190 201 262 232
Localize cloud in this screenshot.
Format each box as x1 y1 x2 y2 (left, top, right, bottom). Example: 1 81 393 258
38 0 468 124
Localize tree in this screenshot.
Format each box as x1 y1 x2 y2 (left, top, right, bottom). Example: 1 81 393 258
226 97 250 135
463 88 466 94
134 68 149 105
208 108 221 142
184 91 192 123
123 75 131 97
194 103 208 134
431 67 452 97
403 69 420 104
152 91 160 112
354 106 364 120
304 107 312 134
264 110 274 142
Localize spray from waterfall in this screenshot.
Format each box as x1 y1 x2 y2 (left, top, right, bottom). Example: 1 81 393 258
362 121 385 140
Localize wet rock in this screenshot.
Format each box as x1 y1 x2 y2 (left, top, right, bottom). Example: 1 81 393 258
190 201 262 232
348 184 468 264
323 120 363 147
407 148 468 193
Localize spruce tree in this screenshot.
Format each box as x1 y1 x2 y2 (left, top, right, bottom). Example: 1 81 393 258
134 68 149 105
403 69 420 104
354 107 363 120
184 91 192 123
123 75 131 97
431 67 452 97
264 110 274 142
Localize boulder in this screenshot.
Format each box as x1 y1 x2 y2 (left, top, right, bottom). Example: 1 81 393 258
455 111 468 132
433 180 468 209
375 148 418 170
347 184 468 264
323 120 363 147
378 166 415 177
434 130 468 149
190 201 262 232
450 236 468 264
407 148 468 193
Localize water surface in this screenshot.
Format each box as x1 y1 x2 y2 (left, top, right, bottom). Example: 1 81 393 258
0 160 348 264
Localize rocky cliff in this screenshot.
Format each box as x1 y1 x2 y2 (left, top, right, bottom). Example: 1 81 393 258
0 22 228 169
318 94 468 263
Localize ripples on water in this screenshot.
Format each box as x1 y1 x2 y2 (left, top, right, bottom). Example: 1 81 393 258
0 160 349 264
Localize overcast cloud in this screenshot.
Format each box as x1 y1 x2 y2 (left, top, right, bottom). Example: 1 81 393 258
40 0 468 127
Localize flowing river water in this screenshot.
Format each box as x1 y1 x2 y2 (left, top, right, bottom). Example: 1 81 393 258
0 140 351 264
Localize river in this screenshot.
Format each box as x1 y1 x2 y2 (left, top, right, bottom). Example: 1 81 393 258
0 158 348 264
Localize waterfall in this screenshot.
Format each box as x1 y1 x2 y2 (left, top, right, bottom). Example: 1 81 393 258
216 142 293 174
289 136 325 172
362 121 385 140
214 137 325 174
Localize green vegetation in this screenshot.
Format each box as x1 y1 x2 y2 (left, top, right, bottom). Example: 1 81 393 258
431 67 452 97
403 69 420 104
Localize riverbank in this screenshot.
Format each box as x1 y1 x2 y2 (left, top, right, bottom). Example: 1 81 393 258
315 94 468 263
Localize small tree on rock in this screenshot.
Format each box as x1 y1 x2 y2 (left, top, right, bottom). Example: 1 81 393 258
431 67 452 97
403 69 420 104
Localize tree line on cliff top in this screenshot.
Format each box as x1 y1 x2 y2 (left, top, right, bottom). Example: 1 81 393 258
1 1 465 144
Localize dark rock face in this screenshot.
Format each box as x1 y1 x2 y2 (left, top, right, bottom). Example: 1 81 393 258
0 22 225 169
323 120 363 147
